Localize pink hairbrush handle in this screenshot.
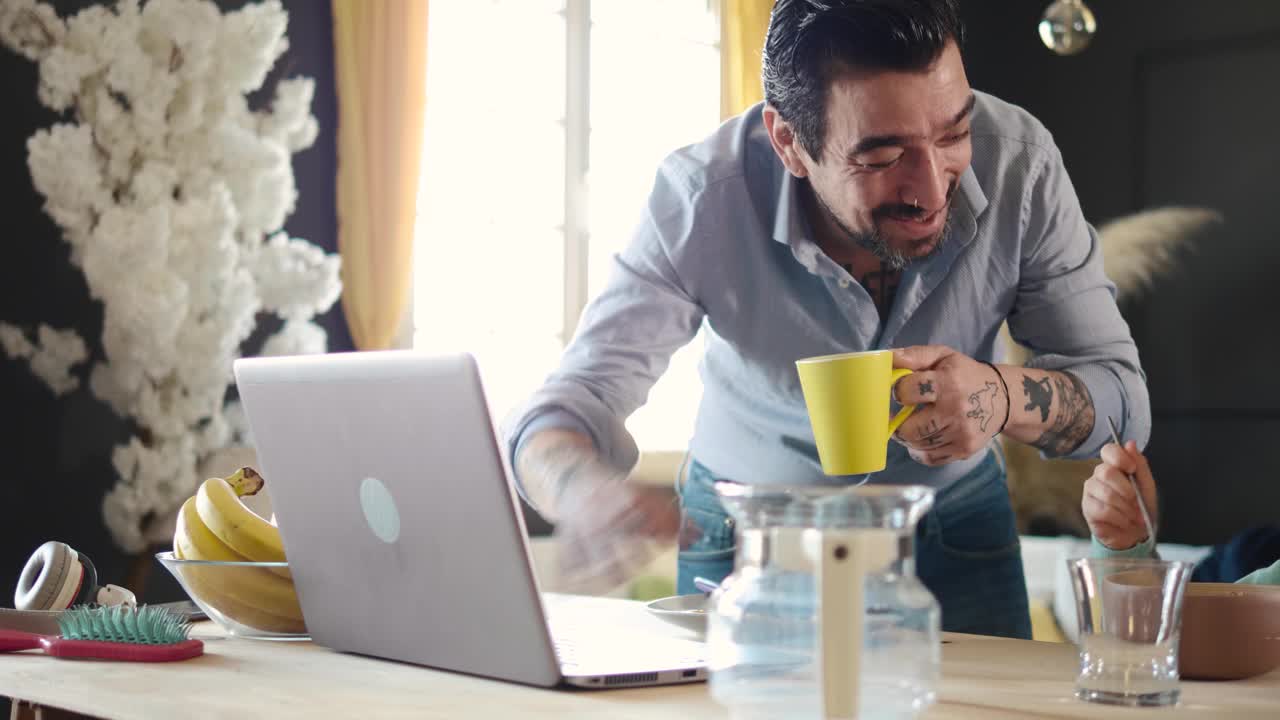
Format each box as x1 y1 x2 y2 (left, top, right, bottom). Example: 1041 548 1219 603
0 629 203 661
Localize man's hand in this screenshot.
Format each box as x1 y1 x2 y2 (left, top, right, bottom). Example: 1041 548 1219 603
891 345 1009 466
1082 440 1158 551
892 344 1099 465
554 478 681 592
514 429 680 592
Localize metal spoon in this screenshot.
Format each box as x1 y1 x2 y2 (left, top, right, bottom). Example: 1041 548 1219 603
1106 416 1156 545
693 576 720 594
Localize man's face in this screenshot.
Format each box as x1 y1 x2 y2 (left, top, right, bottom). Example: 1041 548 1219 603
768 41 974 268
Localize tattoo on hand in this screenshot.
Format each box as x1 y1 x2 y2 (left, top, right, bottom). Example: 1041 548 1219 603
1023 376 1053 422
966 382 999 433
917 418 949 448
1032 371 1096 457
919 380 934 396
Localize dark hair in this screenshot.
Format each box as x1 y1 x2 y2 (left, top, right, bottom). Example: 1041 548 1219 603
762 0 966 159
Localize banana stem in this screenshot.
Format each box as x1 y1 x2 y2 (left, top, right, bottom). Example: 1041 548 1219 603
225 467 265 497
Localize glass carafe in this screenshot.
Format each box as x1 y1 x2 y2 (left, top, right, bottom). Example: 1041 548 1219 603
706 481 939 720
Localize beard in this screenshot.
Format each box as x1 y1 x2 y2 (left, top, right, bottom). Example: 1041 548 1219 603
811 182 957 271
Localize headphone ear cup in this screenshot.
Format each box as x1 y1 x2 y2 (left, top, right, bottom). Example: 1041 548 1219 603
74 552 100 606
14 541 82 611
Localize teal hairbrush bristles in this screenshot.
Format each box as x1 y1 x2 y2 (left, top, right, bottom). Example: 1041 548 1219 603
0 605 204 661
58 605 192 645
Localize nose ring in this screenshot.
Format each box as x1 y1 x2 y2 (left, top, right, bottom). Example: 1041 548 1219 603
911 196 920 209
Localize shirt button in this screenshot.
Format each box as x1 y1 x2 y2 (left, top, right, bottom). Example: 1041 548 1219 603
837 278 850 288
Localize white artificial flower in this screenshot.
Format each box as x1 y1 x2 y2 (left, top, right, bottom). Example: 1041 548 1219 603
249 232 343 320
140 0 220 80
37 44 96 111
168 184 240 307
130 160 178 207
26 123 108 242
215 0 286 93
62 3 122 59
0 322 35 358
220 399 251 446
31 324 89 394
258 77 317 152
105 433 199 553
0 0 64 61
80 202 175 307
98 268 189 378
1 0 341 552
195 407 232 456
0 323 87 396
85 84 141 184
211 122 294 235
89 360 143 417
260 318 327 358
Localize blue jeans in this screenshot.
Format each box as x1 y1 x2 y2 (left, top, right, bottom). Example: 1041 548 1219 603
675 449 1033 640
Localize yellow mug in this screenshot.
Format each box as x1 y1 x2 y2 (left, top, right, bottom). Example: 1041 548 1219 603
795 349 916 476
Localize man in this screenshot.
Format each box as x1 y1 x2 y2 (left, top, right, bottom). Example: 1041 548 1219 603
502 0 1150 640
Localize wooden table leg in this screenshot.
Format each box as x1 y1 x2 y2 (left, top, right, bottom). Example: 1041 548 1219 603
9 700 34 720
9 700 94 720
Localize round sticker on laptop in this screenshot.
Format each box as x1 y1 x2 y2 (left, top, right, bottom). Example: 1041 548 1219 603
359 476 400 544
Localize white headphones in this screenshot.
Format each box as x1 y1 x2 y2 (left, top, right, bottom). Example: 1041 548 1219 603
14 541 136 611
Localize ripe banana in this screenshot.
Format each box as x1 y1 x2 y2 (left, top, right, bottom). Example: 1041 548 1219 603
196 472 286 563
173 467 306 634
176 494 295 589
173 542 306 634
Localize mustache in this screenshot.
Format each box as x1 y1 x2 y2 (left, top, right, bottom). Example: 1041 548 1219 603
872 181 959 221
874 203 929 221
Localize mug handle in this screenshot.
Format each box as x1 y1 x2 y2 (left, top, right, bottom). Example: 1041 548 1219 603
887 367 916 436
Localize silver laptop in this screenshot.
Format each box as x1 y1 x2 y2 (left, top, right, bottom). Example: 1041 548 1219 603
232 349 707 688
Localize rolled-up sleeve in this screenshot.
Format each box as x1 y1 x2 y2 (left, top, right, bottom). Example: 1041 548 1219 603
1006 142 1152 460
501 164 706 484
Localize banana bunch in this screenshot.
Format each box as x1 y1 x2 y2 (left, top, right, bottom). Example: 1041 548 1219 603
172 467 306 634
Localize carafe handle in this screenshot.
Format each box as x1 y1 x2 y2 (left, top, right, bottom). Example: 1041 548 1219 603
806 528 898 719
812 528 862 720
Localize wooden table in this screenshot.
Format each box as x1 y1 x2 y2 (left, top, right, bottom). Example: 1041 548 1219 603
3 596 1277 719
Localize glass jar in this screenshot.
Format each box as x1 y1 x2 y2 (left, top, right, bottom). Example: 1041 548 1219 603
706 482 940 720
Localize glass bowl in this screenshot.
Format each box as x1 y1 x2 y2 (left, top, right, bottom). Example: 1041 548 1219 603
155 551 309 641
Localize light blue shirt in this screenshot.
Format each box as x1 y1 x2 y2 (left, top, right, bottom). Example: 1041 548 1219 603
502 92 1151 493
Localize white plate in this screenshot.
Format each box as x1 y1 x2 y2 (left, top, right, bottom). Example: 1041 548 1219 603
645 593 709 637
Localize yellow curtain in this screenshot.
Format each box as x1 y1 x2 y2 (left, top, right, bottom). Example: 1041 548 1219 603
719 0 775 120
332 0 429 350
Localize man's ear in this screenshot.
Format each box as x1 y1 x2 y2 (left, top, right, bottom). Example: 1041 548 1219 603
762 105 810 178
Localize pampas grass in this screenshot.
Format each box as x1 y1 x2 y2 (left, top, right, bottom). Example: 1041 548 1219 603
1096 206 1223 300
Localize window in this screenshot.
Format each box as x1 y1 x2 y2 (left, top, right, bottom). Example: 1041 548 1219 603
414 0 720 453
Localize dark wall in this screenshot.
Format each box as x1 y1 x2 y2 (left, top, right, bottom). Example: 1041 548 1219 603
0 0 346 610
959 1 1280 545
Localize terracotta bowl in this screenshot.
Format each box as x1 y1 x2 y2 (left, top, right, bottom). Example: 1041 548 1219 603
1179 582 1280 681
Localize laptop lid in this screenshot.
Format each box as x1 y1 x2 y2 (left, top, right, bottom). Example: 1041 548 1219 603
232 350 563 687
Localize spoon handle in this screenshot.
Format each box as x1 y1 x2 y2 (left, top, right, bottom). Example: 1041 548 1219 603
1106 416 1156 545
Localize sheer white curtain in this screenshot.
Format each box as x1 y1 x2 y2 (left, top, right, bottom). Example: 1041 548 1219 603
414 0 720 453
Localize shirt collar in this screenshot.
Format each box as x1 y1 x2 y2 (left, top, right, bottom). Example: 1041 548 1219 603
771 171 823 272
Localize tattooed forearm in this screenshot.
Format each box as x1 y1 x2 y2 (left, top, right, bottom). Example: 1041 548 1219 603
1022 375 1053 421
1029 371 1095 457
